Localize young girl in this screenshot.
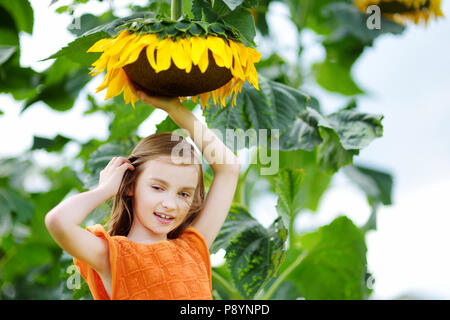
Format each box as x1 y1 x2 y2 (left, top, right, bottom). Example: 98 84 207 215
45 88 241 300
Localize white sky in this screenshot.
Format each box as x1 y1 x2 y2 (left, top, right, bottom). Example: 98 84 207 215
0 0 449 299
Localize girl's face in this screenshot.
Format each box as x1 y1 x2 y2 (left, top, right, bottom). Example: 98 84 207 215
130 156 199 238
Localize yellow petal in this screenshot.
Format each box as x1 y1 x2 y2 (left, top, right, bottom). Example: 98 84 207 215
198 47 209 73
156 38 173 72
87 38 112 53
190 36 206 65
106 33 135 57
181 38 192 73
146 41 158 70
206 36 229 67
212 52 225 67
110 34 151 68
200 92 211 110
105 68 126 100
171 40 188 70
237 43 248 67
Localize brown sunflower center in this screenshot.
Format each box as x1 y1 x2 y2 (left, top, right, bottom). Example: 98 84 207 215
377 0 430 14
123 49 233 97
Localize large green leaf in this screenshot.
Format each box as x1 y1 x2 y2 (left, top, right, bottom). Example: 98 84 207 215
221 7 256 46
0 45 16 65
278 149 332 212
313 60 364 96
204 75 314 151
210 205 260 254
292 107 383 173
342 164 393 206
0 0 33 34
31 134 72 153
42 31 107 67
0 187 34 223
212 204 287 299
324 2 405 44
287 216 368 299
225 215 287 298
22 68 91 112
1 244 53 283
274 168 305 229
108 98 154 141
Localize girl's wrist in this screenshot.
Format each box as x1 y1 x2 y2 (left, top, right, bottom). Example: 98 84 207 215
92 185 114 201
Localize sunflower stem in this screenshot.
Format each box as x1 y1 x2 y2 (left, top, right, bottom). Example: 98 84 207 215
171 0 183 20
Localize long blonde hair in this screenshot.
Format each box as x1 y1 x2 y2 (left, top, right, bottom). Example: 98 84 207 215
106 132 205 239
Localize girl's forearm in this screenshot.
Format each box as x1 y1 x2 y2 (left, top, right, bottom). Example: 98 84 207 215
166 101 240 172
45 186 110 228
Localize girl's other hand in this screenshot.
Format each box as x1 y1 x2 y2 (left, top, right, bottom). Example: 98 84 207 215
129 82 180 112
97 157 135 199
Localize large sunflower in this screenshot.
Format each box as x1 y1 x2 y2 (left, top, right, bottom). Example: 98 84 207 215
87 17 261 110
354 0 444 24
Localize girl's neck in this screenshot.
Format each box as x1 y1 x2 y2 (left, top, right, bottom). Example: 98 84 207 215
127 221 168 244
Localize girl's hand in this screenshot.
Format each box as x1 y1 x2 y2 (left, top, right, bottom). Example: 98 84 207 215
97 157 135 199
129 82 181 112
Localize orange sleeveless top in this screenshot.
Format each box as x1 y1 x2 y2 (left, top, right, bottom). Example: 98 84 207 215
73 224 213 300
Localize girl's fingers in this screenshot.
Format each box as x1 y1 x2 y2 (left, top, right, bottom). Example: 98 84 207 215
119 162 135 171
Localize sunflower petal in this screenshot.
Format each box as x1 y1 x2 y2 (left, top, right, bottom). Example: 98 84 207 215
156 38 173 72
171 40 188 70
190 36 206 65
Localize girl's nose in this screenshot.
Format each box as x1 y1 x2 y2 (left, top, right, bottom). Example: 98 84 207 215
160 194 177 211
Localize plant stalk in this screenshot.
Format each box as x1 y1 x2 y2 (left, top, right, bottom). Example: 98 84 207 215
171 0 183 20
260 251 307 300
211 269 241 299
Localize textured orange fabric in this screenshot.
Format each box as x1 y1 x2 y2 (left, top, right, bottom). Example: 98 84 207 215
73 224 213 300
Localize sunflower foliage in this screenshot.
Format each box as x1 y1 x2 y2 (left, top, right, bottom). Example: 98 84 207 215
3 0 440 300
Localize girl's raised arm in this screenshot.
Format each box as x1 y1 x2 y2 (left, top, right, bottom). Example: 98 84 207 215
131 90 241 248
45 157 134 276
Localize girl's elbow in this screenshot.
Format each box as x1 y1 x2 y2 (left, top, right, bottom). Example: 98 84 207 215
45 210 63 233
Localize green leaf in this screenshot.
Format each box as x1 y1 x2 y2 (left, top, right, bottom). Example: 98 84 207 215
108 98 154 141
31 134 72 153
210 205 260 254
324 2 405 44
68 12 116 37
327 109 384 150
291 107 383 173
204 75 312 151
0 0 34 34
221 7 256 46
289 216 368 299
41 31 108 66
223 206 287 298
0 187 34 223
273 168 305 229
220 0 244 11
0 45 16 65
342 164 393 206
22 66 91 112
317 127 358 173
278 149 332 212
0 63 40 100
191 0 218 22
1 244 53 282
313 60 364 96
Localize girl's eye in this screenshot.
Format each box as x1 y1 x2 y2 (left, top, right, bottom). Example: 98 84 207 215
180 192 190 198
152 186 162 191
